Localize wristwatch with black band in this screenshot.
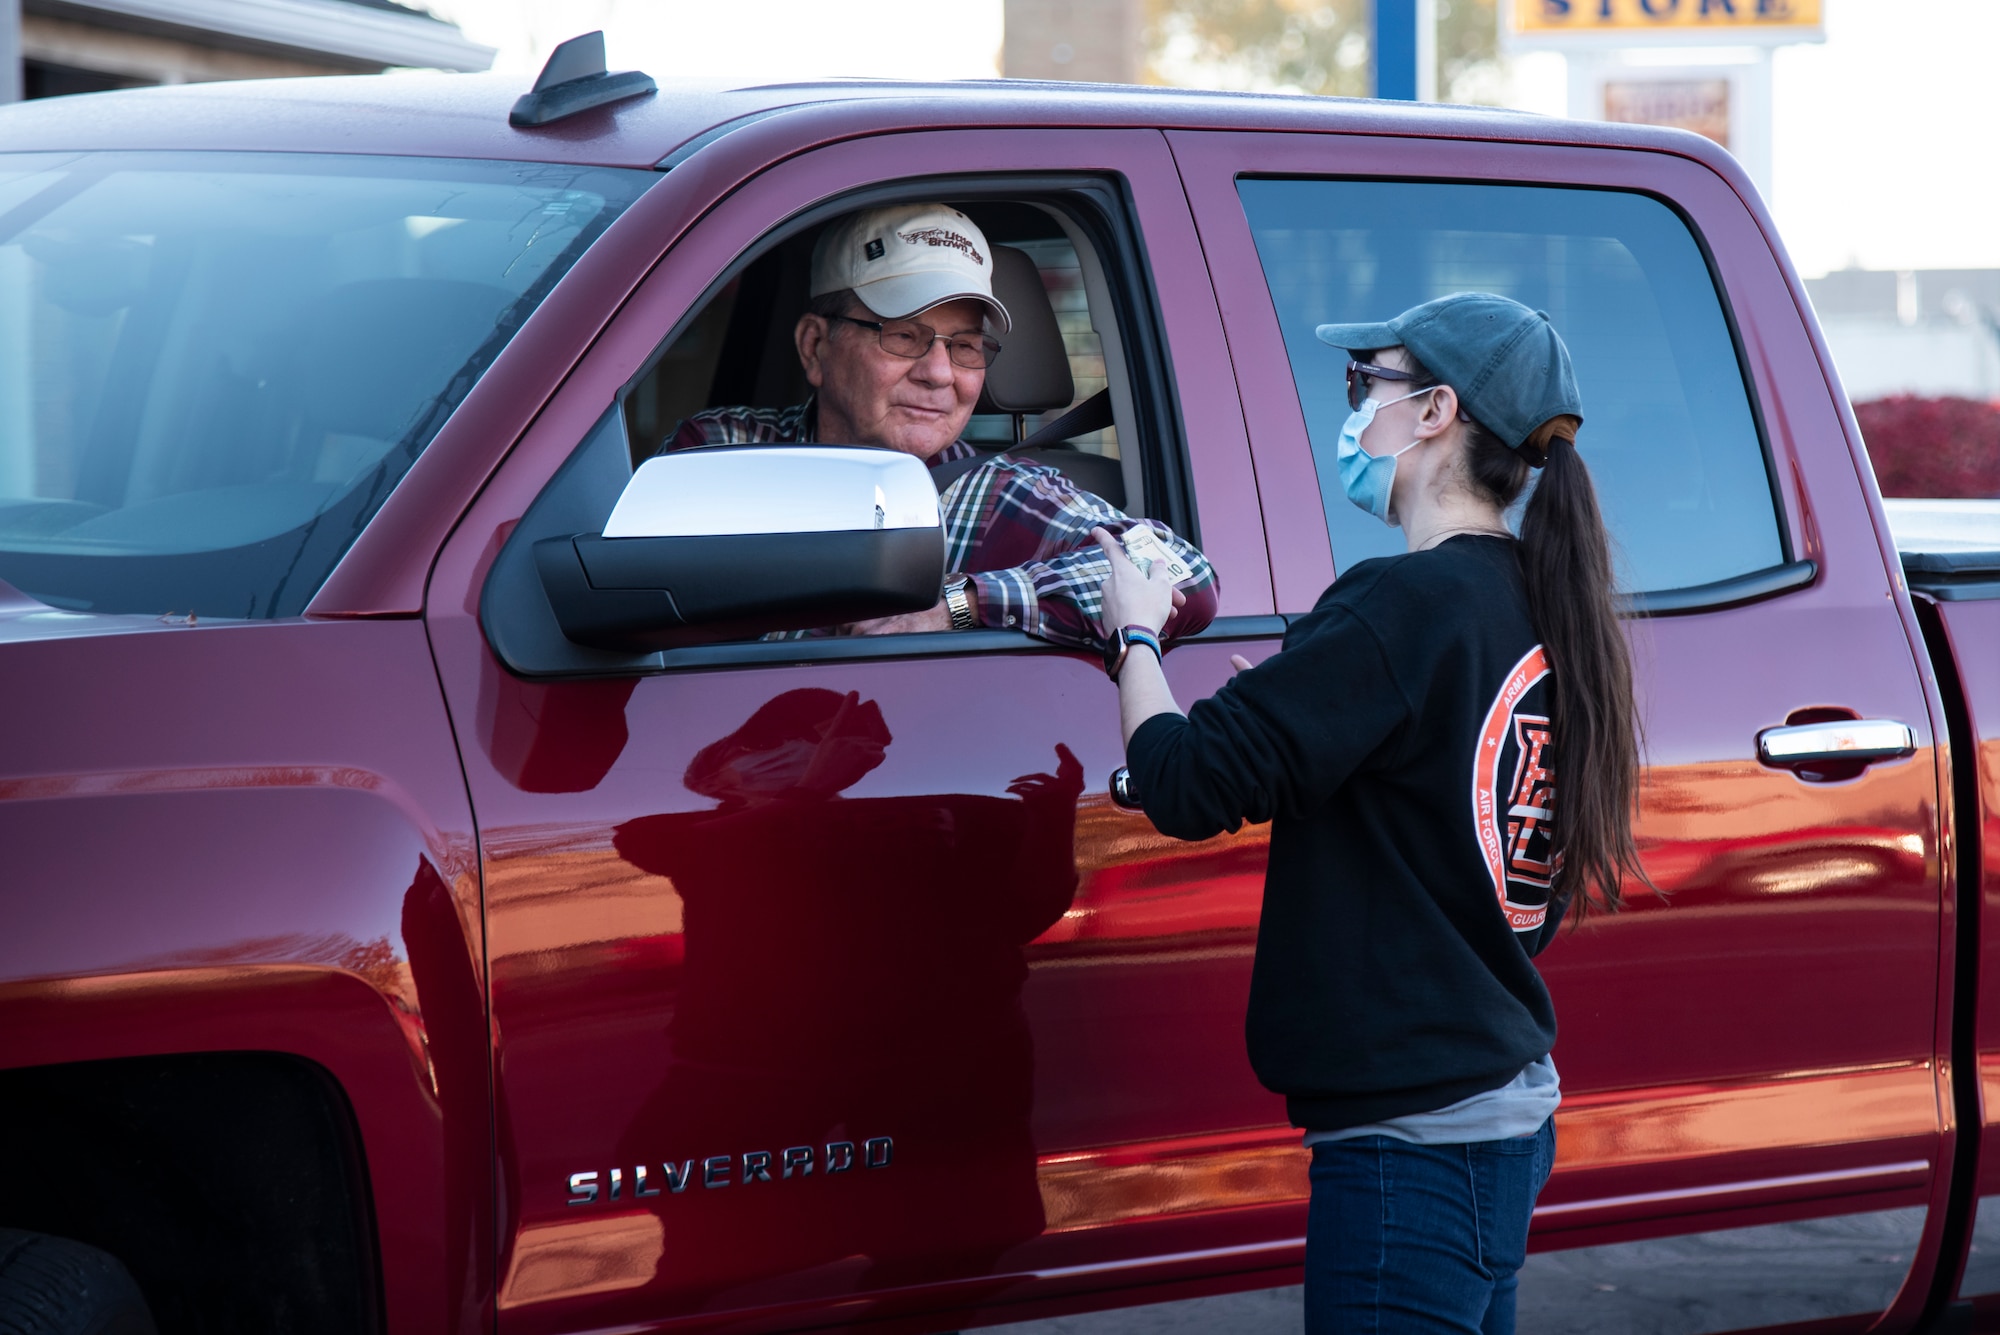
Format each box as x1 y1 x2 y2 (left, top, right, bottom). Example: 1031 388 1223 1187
942 576 976 630
1102 624 1163 682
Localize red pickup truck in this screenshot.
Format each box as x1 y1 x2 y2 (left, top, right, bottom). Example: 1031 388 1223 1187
1 40 1995 1335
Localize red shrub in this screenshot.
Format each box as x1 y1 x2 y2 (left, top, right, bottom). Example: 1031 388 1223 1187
1852 395 2000 498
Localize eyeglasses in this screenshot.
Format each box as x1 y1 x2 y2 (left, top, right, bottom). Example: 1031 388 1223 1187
830 314 1003 370
1344 358 1422 412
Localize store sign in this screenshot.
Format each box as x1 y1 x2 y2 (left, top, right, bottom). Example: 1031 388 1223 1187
1514 0 1822 36
1604 78 1731 146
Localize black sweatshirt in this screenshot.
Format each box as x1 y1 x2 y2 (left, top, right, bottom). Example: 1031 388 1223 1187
1127 535 1566 1132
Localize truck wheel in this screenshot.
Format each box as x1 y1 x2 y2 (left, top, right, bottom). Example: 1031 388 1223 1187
0 1230 157 1335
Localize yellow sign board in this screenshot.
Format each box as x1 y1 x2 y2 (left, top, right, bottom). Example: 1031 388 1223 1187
1513 0 1822 36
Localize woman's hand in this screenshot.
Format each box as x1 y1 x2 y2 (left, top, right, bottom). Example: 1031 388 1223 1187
1091 527 1194 748
1091 526 1183 635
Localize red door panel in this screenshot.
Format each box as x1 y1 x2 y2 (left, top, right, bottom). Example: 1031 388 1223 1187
427 126 1301 1334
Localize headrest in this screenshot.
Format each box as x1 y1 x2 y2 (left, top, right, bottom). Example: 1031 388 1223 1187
975 245 1074 416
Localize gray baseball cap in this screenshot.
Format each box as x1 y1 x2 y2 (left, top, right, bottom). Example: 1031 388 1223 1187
1315 293 1582 456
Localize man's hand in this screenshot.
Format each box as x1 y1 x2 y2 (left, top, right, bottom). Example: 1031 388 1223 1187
848 600 953 636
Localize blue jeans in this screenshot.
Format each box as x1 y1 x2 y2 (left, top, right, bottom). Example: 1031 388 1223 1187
1304 1117 1555 1335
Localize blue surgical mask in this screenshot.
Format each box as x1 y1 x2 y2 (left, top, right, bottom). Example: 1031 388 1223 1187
1335 388 1432 524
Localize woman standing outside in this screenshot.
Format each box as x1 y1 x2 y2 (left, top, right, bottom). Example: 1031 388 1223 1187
1091 293 1648 1334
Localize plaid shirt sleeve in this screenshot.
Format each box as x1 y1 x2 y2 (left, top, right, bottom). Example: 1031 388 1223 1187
663 402 811 451
947 456 1219 652
656 415 1215 650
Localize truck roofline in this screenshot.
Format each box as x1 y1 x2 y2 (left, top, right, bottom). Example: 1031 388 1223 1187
0 70 1746 177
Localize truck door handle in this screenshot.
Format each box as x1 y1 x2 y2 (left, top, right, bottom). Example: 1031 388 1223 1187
1757 719 1915 769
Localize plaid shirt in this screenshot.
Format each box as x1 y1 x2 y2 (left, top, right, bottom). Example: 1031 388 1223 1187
664 401 1219 650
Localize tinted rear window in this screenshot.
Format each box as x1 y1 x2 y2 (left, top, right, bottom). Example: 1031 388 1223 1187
0 152 652 617
1238 178 1785 594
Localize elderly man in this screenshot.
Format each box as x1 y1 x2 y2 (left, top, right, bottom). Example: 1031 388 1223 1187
662 203 1216 650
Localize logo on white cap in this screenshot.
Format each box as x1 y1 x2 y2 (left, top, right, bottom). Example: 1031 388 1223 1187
897 226 985 266
811 203 1012 335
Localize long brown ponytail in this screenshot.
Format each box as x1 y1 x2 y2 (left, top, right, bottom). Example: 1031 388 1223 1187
1400 358 1650 918
1515 422 1649 917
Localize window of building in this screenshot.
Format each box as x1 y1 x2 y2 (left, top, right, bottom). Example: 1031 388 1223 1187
22 62 145 99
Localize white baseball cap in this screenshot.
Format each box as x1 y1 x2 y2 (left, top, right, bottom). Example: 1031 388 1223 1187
810 203 1012 335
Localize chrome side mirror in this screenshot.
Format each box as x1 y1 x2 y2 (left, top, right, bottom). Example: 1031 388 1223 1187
603 445 942 537
534 445 946 651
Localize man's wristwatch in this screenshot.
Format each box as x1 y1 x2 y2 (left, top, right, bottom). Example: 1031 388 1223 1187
942 577 976 630
1102 624 1163 682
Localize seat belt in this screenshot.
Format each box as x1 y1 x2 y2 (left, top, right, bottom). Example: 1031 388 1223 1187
929 389 1115 494
1018 387 1114 449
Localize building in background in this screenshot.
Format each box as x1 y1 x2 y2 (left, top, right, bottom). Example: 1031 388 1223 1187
1003 0 1142 83
1008 0 1507 113
0 0 492 101
1806 268 2000 403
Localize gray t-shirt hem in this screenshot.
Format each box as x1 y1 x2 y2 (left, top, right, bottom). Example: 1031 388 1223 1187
1302 1054 1559 1147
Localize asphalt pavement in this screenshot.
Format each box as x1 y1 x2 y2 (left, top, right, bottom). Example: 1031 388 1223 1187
982 1207 1930 1334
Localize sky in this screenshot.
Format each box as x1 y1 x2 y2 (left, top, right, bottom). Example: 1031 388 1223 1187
1766 0 2000 276
424 0 1005 82
425 0 2000 279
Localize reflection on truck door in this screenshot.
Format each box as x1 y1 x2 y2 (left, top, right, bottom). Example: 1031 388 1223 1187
426 128 1295 1334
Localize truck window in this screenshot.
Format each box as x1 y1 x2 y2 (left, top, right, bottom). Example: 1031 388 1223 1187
478 182 1219 675
961 233 1120 460
1237 178 1785 595
0 151 651 618
626 200 1134 512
